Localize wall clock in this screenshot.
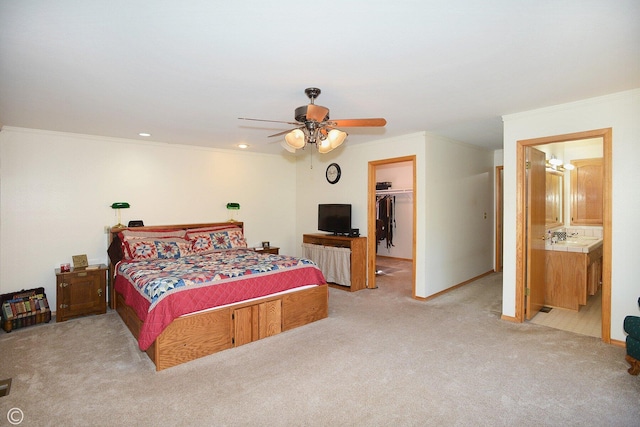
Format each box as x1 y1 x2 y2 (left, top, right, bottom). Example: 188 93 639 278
326 163 341 184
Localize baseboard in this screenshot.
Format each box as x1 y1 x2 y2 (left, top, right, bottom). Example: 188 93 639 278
376 255 413 262
419 270 495 302
610 338 625 348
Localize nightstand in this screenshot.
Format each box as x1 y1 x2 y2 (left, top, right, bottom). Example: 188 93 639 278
254 247 280 255
55 264 107 322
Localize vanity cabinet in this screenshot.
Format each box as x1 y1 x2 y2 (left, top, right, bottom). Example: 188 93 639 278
544 245 602 311
570 158 603 226
586 244 603 296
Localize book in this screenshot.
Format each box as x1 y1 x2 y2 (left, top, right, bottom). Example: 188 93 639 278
9 301 18 317
2 302 13 319
16 301 26 317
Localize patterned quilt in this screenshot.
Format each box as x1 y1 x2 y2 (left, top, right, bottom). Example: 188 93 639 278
115 249 327 350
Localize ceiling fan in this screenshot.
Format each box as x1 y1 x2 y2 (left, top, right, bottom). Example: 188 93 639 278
239 87 386 153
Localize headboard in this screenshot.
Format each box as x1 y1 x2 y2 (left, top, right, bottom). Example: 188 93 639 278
107 221 244 309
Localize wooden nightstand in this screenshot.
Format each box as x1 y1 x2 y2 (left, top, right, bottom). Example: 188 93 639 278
254 247 280 255
55 264 107 322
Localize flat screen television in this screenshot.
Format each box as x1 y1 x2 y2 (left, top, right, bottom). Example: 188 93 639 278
318 204 352 235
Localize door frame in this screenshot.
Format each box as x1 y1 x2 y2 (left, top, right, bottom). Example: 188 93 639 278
367 156 417 296
515 128 612 342
495 166 503 272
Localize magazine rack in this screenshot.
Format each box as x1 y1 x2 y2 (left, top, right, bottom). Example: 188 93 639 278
1 287 51 332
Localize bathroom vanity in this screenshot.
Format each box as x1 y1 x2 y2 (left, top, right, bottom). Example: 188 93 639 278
544 236 603 311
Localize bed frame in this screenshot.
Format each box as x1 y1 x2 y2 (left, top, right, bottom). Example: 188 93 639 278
108 222 328 371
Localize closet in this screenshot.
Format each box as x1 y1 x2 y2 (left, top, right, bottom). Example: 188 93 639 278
374 159 413 260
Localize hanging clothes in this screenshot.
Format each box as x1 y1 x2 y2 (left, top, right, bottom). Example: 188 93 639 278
376 195 395 250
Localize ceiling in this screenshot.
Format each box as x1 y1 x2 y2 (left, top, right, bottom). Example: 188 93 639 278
1 1 638 155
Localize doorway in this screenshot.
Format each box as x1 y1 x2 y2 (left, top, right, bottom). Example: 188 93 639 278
367 156 417 296
515 128 612 343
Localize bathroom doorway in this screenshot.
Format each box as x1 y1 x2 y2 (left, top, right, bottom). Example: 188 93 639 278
516 128 611 342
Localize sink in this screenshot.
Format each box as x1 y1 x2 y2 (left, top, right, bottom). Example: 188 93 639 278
546 235 603 252
563 236 599 244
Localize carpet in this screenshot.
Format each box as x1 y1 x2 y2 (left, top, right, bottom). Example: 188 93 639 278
1 272 638 426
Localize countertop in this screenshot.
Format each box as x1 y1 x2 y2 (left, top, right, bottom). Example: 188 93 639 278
545 236 602 253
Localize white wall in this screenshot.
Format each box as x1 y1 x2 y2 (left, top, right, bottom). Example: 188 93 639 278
423 135 495 294
294 131 494 298
502 88 640 341
0 127 298 309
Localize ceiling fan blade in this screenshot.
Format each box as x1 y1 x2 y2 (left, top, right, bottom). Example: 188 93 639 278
268 127 302 138
327 118 387 127
305 104 330 122
238 117 299 126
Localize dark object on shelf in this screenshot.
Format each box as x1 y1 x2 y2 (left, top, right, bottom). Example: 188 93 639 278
1 287 51 333
128 220 144 227
376 181 392 190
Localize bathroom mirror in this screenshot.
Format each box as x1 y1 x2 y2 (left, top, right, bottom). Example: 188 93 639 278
545 170 563 228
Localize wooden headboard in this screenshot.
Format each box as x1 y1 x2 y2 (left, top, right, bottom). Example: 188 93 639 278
107 221 244 309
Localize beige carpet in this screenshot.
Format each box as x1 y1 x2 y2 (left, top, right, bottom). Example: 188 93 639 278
1 271 638 426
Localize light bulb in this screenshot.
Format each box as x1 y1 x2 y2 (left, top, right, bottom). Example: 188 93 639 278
284 129 306 149
327 129 347 149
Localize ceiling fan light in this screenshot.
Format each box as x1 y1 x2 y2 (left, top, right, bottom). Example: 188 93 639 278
284 129 306 149
327 129 347 149
317 139 334 154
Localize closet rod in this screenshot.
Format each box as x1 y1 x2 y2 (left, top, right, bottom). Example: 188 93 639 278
375 188 413 195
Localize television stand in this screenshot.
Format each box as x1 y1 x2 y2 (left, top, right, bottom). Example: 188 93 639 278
302 234 367 291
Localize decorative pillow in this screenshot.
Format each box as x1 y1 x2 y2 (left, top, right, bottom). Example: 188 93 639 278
227 228 247 248
123 237 193 261
187 227 247 254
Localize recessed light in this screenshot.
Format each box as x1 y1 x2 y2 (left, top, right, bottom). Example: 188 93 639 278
138 132 151 137
238 143 249 149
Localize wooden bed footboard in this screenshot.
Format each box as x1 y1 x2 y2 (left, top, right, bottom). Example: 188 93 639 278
116 285 328 371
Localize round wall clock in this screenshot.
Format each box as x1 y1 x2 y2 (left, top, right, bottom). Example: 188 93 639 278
326 163 341 184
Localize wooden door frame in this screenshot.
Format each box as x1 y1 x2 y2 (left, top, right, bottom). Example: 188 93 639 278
367 156 417 296
495 166 503 272
515 128 612 343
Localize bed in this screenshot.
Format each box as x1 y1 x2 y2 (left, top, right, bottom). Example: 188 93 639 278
108 222 328 371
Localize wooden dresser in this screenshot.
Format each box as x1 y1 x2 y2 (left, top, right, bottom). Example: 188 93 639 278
302 234 367 291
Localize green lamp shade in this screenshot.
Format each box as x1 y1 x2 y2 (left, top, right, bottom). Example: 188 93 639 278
111 202 130 209
226 203 240 210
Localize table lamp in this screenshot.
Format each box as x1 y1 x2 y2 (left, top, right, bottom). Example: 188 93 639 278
111 202 130 227
226 202 240 222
